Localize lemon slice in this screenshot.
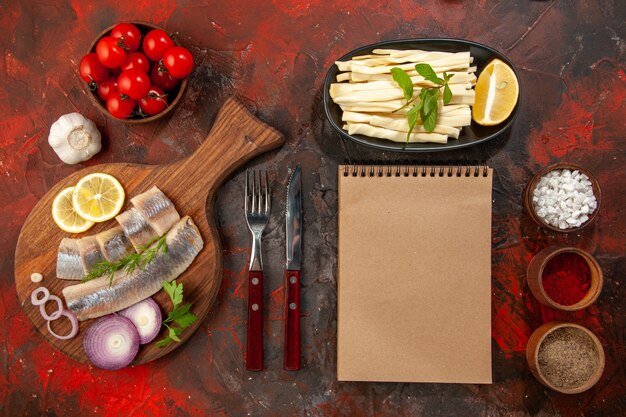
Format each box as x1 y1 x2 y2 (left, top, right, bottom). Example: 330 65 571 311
52 186 95 233
472 59 519 126
72 173 125 222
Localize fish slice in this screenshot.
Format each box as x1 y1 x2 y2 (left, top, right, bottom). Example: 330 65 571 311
14 98 285 365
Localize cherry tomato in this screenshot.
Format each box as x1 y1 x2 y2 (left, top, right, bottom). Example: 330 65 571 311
96 36 127 68
121 52 150 73
110 23 141 52
138 86 168 115
117 68 151 100
142 29 175 61
106 91 136 119
149 64 180 91
162 47 194 79
79 53 109 85
97 77 118 101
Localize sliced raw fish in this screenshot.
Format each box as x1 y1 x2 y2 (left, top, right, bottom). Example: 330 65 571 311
78 236 105 273
96 226 135 262
115 207 159 251
131 186 180 236
63 216 204 321
56 238 84 280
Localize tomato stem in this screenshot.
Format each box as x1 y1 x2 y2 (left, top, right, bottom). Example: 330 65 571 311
148 91 168 100
86 75 98 91
117 36 130 50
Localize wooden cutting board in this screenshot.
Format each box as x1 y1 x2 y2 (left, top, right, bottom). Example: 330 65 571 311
14 97 285 365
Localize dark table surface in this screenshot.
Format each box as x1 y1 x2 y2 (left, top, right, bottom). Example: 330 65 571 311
1 1 625 416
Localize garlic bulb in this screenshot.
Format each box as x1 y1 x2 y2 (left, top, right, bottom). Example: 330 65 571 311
48 113 102 164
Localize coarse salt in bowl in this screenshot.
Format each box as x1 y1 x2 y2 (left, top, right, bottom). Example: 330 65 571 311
524 163 601 232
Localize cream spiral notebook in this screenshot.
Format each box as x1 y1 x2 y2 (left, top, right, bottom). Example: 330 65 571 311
337 164 493 383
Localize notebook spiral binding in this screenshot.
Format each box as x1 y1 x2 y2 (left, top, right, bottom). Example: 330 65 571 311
342 162 489 178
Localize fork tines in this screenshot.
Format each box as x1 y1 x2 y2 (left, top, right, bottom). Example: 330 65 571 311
245 169 270 215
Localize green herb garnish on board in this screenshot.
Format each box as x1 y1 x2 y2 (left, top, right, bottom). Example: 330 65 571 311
390 63 454 142
81 234 168 286
155 280 198 348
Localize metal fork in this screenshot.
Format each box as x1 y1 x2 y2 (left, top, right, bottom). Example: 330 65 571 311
244 169 270 371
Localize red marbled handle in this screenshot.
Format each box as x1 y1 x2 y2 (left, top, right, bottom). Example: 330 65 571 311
284 270 301 370
246 270 263 371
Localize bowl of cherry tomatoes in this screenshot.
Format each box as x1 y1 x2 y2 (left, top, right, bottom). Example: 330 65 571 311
79 21 194 123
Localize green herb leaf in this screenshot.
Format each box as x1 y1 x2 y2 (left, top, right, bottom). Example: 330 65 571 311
173 311 198 328
82 234 167 285
157 236 167 254
414 63 442 85
155 337 173 348
168 326 181 342
423 89 439 116
417 88 428 110
423 105 438 132
165 302 191 322
405 105 419 142
165 303 196 326
443 84 453 105
391 67 414 101
156 281 197 348
162 280 176 303
172 283 183 307
391 63 454 140
163 280 184 307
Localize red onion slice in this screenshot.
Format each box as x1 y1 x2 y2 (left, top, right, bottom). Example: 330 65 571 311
31 286 78 340
39 295 64 321
31 287 50 306
118 298 163 344
84 315 140 370
47 309 79 340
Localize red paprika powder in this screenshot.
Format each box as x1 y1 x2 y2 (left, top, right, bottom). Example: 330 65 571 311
541 252 591 305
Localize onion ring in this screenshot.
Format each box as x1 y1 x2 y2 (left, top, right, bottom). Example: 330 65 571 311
31 287 50 306
39 295 64 321
47 309 79 340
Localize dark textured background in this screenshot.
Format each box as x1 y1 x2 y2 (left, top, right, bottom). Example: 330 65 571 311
1 0 624 416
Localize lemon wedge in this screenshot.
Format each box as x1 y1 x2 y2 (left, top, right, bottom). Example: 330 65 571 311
52 186 95 233
72 173 125 222
472 59 519 126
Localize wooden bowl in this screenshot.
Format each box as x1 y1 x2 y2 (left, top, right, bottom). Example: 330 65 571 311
526 322 605 394
524 162 601 233
85 21 189 124
527 245 602 311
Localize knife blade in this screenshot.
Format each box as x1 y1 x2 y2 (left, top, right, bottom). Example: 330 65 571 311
284 163 302 370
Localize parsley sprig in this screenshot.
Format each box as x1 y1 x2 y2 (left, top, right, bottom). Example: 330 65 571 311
390 63 454 142
81 234 168 286
155 280 198 348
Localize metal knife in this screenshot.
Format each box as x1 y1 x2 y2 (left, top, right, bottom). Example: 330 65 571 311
285 163 302 370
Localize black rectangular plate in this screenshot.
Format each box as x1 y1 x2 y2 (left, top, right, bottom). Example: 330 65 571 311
322 38 521 153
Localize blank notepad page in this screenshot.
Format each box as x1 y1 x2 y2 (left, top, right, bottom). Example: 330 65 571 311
337 165 493 383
